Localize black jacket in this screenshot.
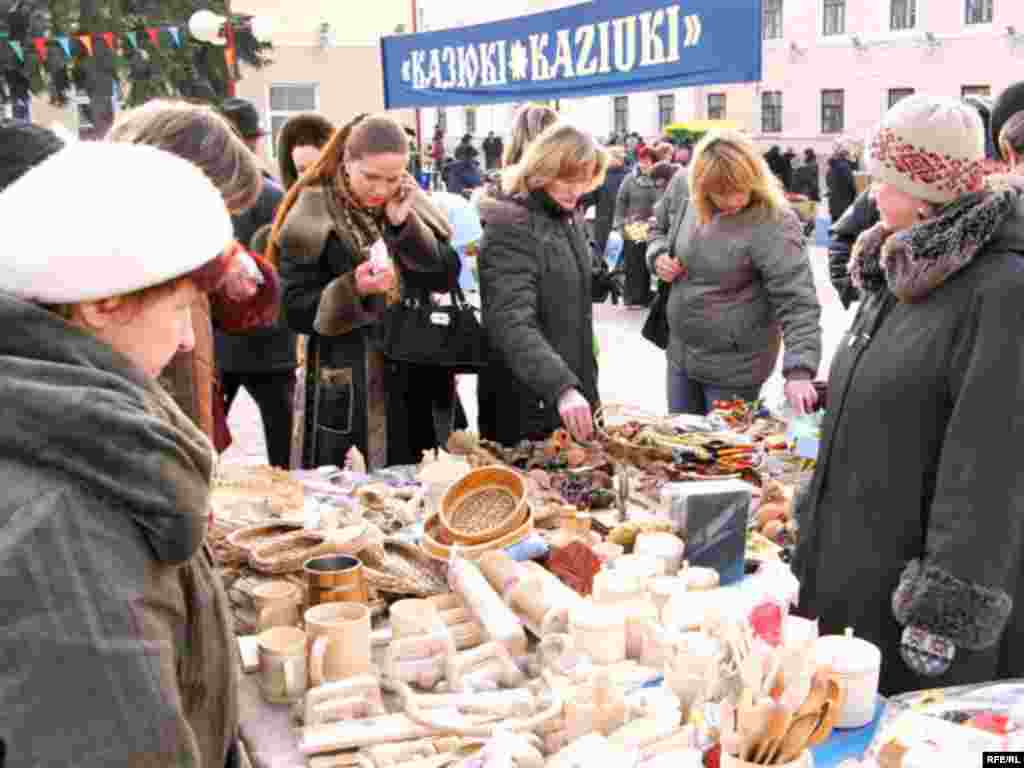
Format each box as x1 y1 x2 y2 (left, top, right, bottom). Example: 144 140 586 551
765 149 791 190
445 159 483 197
792 162 821 202
826 155 858 223
477 189 599 445
828 190 879 309
216 175 298 373
794 192 1024 695
587 164 628 253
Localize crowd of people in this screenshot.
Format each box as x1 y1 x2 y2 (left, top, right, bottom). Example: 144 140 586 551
4 75 1024 764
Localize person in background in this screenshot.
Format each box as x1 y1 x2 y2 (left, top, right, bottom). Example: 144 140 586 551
792 148 821 201
993 86 1024 171
108 101 272 453
478 123 608 445
431 189 484 294
674 144 692 167
445 144 483 198
218 97 297 468
270 113 457 469
0 138 244 767
764 145 788 189
781 147 797 190
648 130 821 415
584 144 628 271
483 130 504 171
825 143 858 225
614 145 659 306
405 126 422 178
456 134 476 161
278 112 335 191
650 160 680 201
794 94 1024 695
654 141 676 164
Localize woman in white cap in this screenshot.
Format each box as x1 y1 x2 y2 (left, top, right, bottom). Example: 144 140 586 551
793 94 1024 694
0 140 245 766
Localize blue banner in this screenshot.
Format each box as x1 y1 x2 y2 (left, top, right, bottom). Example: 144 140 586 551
380 0 762 109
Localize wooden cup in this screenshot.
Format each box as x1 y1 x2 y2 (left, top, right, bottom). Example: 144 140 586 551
304 554 368 608
251 580 302 632
256 626 307 704
304 602 372 687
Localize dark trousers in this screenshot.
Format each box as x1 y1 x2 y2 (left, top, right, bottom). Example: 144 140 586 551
624 239 652 306
222 370 296 468
667 359 761 415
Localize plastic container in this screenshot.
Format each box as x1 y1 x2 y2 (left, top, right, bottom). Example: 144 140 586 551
815 627 882 729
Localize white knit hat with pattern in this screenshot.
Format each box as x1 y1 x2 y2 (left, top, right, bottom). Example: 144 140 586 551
0 140 233 303
867 94 986 205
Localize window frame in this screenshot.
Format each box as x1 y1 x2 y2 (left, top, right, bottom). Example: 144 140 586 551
464 107 477 135
707 92 727 121
763 0 784 40
761 91 783 134
961 84 992 99
964 0 993 25
887 88 915 109
613 95 629 135
822 0 846 36
890 0 917 31
267 82 320 158
657 93 676 131
821 89 845 134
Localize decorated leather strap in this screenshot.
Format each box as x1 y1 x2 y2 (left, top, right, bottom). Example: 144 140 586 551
900 625 956 677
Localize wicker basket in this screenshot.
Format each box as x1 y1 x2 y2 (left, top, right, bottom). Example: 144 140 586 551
358 538 448 597
249 529 338 575
421 505 534 562
439 466 527 545
224 522 303 566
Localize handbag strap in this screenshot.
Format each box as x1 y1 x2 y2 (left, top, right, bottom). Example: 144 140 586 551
666 190 690 263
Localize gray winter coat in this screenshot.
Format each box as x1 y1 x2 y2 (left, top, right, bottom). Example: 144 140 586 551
647 173 822 388
794 183 1024 695
0 293 238 767
613 167 660 230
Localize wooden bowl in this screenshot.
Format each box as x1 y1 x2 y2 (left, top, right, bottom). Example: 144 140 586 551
439 466 527 545
421 505 534 562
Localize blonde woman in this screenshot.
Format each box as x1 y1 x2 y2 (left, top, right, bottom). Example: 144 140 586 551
647 131 822 415
478 123 608 444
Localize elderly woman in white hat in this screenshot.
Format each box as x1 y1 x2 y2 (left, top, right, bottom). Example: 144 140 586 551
793 94 1024 694
0 140 246 766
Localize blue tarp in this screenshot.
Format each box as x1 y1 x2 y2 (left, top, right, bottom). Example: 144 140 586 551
380 0 763 109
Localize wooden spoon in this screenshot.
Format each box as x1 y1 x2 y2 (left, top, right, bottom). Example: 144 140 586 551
775 712 821 763
738 695 772 762
749 704 792 764
807 699 840 747
794 672 829 720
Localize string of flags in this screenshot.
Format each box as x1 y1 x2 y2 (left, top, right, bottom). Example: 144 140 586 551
0 25 223 66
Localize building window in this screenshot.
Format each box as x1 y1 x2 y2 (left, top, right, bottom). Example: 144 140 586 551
269 83 318 155
764 0 783 39
707 93 726 120
658 94 676 130
890 0 916 30
761 91 783 133
822 89 845 133
888 88 915 108
823 0 845 35
436 108 447 132
613 96 629 135
962 84 992 98
965 0 993 24
464 107 477 135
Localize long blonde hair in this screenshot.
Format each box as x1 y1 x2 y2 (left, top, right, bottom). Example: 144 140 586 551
503 103 559 166
689 130 788 225
502 123 609 196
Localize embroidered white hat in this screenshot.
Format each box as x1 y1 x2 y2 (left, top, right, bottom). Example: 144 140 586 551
867 94 986 205
0 140 233 303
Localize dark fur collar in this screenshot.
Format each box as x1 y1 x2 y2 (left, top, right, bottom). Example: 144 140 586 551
849 178 1023 302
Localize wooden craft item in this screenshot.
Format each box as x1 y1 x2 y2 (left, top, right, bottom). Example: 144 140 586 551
569 600 626 665
445 641 525 692
391 598 444 639
251 579 302 631
256 625 307 704
299 713 440 755
305 602 373 687
305 554 369 607
421 507 534 562
606 717 678 751
225 522 303 565
238 635 260 673
414 688 536 719
448 557 528 656
304 675 383 726
360 538 449 597
478 551 525 596
307 752 375 768
450 621 483 650
440 466 528 545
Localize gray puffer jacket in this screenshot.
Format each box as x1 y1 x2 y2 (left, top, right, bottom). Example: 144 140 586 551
613 167 659 230
648 173 822 388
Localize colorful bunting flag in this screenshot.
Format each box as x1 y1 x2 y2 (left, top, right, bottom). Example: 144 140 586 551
78 34 94 56
9 40 24 63
125 31 138 50
33 37 47 62
167 26 181 48
146 27 160 47
56 36 71 58
102 32 116 52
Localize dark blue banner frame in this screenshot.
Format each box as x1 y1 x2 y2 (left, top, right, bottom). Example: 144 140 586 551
381 0 763 109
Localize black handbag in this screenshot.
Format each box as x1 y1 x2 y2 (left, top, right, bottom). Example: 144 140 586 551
377 244 489 373
641 194 690 350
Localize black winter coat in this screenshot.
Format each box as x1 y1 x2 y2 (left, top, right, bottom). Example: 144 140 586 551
446 159 483 197
828 191 879 309
278 185 455 469
477 189 599 445
794 192 1024 695
588 164 628 253
826 156 858 222
614 168 659 230
792 162 821 202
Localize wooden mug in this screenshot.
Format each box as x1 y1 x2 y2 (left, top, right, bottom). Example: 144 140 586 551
251 580 302 632
304 602 372 687
304 554 368 608
256 626 307 704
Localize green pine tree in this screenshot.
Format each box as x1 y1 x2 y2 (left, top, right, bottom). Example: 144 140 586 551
1 0 271 136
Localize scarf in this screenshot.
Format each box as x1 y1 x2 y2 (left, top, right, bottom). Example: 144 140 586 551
848 176 1023 302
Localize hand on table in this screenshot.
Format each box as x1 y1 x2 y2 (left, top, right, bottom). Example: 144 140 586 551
785 379 819 416
558 389 594 442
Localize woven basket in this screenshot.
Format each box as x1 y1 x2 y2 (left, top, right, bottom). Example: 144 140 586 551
249 529 338 575
358 538 448 597
421 505 534 562
224 522 303 566
440 466 527 545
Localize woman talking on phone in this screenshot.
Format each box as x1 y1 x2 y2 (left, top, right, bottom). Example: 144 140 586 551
269 113 457 469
